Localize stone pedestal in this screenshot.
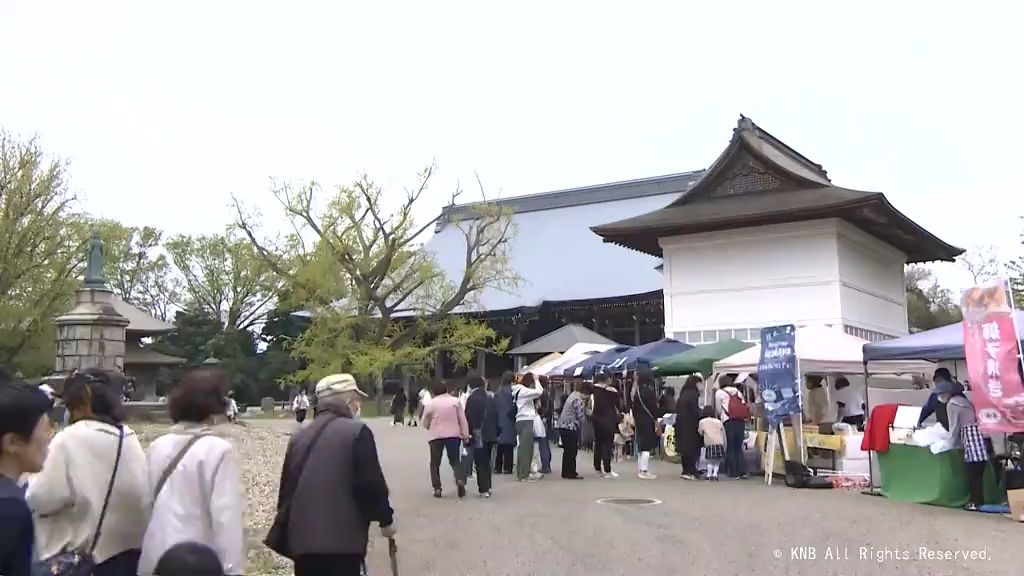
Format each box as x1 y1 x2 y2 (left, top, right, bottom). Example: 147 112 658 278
54 287 129 373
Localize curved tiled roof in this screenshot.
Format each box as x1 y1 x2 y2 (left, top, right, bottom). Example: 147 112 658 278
592 116 963 263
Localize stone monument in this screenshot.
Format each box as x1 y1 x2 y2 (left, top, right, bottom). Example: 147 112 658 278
53 232 129 373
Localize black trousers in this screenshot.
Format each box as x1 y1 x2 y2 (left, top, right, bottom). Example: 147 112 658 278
560 428 580 478
680 442 700 476
966 461 987 506
472 441 494 493
296 409 307 423
494 443 515 474
294 553 365 576
429 438 465 490
593 428 614 473
94 549 140 576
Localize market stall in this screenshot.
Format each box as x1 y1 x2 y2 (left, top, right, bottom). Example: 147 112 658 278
560 338 693 377
861 313 1024 508
524 342 615 377
653 338 753 377
712 325 934 480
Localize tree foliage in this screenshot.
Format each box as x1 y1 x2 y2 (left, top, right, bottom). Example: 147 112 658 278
1004 218 1024 307
234 166 519 386
905 265 962 331
165 231 280 332
957 244 1001 286
0 131 89 374
92 220 181 321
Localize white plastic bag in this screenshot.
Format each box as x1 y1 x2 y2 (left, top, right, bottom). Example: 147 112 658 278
533 414 546 438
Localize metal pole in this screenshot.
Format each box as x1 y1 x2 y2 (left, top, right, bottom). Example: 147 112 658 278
862 361 882 496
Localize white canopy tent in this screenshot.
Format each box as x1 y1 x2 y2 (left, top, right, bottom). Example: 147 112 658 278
521 352 562 375
713 325 935 375
527 342 615 376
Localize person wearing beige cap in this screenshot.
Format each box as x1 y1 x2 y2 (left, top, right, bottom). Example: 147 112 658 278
267 374 396 575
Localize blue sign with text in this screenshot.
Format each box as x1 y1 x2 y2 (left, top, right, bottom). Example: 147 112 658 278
757 324 800 426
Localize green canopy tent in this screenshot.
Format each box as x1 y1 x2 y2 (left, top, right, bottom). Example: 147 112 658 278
652 338 754 377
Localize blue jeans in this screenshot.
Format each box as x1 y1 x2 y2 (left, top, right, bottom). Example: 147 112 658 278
536 436 552 473
724 419 747 477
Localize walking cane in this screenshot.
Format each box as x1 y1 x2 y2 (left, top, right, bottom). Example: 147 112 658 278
388 537 399 576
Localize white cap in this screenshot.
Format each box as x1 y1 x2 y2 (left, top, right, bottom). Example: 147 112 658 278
315 374 367 400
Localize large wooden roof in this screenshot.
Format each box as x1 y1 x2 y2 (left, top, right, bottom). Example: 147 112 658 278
592 117 963 263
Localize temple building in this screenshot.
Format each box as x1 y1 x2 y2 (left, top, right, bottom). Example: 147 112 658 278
592 116 963 345
424 170 704 377
115 298 185 400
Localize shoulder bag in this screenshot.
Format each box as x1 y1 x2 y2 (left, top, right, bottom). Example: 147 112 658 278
153 433 209 503
43 425 124 576
265 414 337 559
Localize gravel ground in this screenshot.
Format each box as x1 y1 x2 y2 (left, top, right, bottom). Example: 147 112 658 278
138 418 1023 576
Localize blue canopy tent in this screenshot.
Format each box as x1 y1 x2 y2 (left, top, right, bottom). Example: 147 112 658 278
862 310 1024 362
561 338 693 378
561 345 633 378
859 312 1024 496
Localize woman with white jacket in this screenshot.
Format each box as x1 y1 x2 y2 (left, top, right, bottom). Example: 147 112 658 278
138 368 245 576
27 369 150 576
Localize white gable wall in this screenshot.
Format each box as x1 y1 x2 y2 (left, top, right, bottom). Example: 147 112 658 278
835 221 909 336
660 219 908 345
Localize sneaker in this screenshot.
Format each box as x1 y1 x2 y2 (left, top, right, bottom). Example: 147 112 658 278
433 489 442 498
527 473 544 482
964 503 979 512
457 484 466 498
638 472 657 480
680 474 696 481
480 491 492 498
607 470 619 478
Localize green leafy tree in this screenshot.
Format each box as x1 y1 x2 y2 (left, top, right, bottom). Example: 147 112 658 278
0 131 88 374
91 220 181 321
1008 220 1024 306
905 265 962 331
165 230 280 332
234 166 519 390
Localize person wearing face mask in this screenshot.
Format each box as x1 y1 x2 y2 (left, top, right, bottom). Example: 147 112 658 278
934 379 988 511
0 374 54 576
267 373 396 576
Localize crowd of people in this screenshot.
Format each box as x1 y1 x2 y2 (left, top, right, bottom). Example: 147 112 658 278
0 368 396 576
388 368 760 500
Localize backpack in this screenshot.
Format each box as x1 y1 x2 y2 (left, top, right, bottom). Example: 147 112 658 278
726 393 750 420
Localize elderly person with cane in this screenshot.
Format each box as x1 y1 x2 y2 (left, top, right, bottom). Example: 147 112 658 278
267 374 397 576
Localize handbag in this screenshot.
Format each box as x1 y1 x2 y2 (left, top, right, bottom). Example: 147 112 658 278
265 414 337 559
43 425 125 576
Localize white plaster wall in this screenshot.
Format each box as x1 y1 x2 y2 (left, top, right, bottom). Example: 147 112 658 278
660 219 910 340
835 222 909 336
660 220 844 335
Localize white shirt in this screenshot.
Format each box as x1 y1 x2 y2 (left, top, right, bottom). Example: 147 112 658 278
138 426 246 576
293 394 310 411
834 386 865 418
419 388 433 409
511 384 543 421
27 420 150 564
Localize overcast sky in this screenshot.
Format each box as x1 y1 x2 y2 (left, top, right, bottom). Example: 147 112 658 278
3 1 1022 290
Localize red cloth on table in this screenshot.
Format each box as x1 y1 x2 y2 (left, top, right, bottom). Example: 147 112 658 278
860 403 900 453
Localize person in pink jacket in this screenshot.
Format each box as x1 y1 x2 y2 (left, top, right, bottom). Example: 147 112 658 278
421 379 469 498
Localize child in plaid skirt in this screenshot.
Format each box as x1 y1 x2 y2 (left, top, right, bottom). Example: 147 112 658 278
698 406 726 481
937 381 988 511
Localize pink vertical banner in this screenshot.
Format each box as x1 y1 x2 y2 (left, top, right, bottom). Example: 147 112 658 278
961 279 1024 433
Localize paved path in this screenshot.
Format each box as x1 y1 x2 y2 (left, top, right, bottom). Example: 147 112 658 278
349 418 1020 576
